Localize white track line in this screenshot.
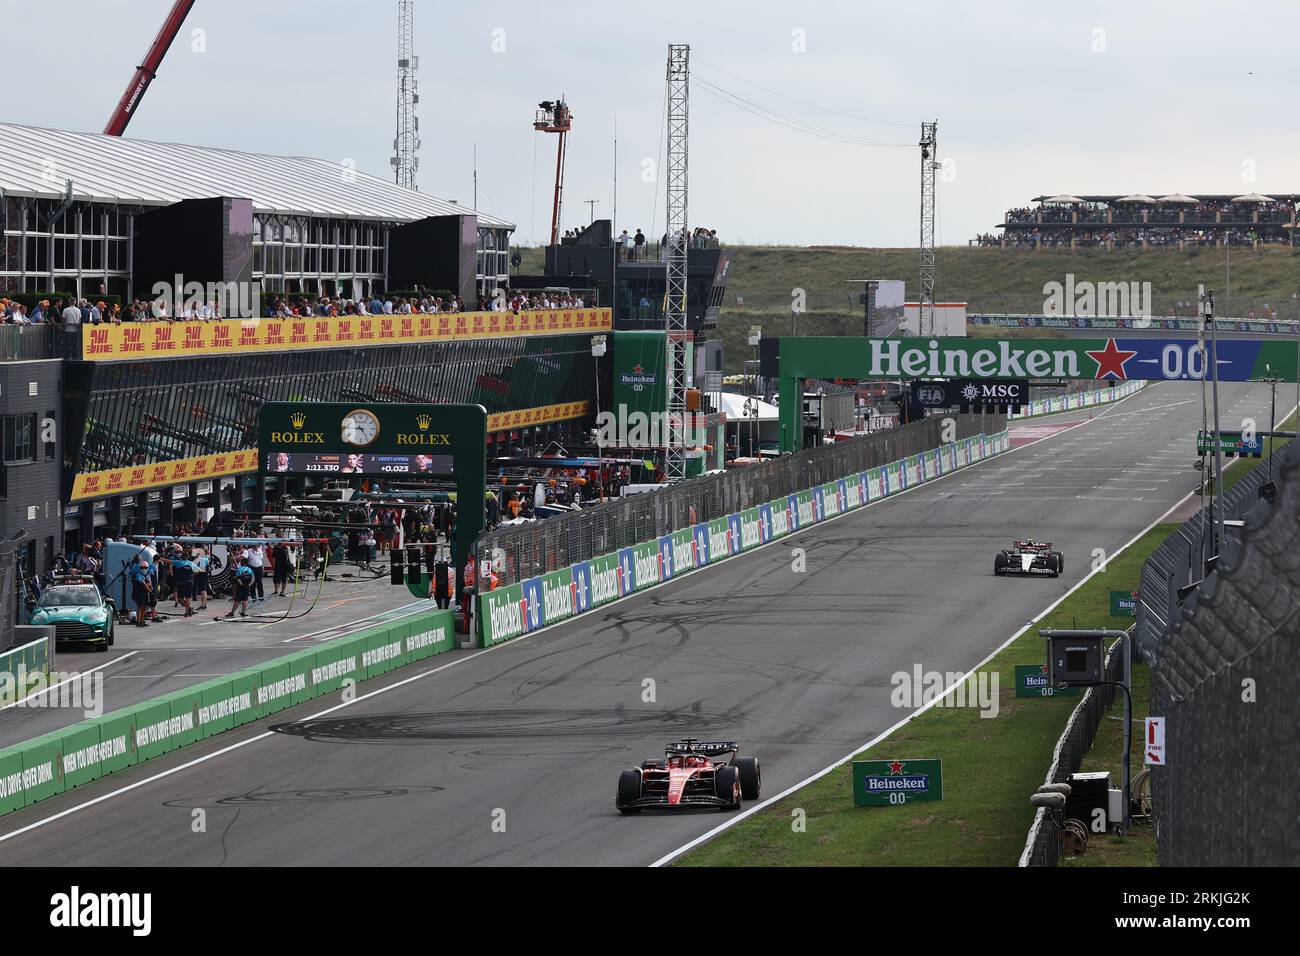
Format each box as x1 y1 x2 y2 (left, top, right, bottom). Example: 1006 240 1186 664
0 654 136 714
0 385 1153 846
650 390 1298 868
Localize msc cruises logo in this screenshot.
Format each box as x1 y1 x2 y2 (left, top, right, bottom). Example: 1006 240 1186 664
290 411 307 429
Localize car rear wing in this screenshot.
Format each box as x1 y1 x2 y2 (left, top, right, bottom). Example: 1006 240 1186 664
666 740 738 757
1012 540 1052 551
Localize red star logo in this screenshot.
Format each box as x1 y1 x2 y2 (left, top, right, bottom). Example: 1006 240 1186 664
1085 338 1137 380
632 364 644 375
888 760 905 775
1039 664 1049 674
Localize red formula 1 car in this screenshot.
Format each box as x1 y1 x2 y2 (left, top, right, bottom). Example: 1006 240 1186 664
616 739 761 813
994 539 1064 578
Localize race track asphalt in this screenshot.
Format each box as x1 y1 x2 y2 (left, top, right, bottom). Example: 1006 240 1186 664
0 381 1275 866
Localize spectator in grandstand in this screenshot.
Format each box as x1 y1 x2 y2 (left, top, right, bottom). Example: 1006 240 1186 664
634 228 646 260
61 299 82 325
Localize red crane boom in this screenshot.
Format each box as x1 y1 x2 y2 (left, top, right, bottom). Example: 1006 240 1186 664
103 0 197 136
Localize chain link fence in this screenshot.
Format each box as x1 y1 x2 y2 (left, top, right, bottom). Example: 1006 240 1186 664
477 413 996 585
1021 637 1128 866
1138 440 1299 866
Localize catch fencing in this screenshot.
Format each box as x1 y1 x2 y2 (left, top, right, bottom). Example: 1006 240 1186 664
1019 636 1127 867
1139 440 1299 866
478 413 994 585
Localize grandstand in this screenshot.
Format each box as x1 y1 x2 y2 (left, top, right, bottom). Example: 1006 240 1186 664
977 193 1298 249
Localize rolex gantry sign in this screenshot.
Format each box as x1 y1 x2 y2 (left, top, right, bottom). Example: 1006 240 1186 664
259 402 487 570
260 403 482 478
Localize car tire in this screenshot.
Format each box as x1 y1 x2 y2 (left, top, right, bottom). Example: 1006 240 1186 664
993 551 1009 576
1054 553 1065 575
95 639 109 653
616 768 642 814
714 765 741 810
734 756 761 800
1049 554 1062 577
107 622 115 647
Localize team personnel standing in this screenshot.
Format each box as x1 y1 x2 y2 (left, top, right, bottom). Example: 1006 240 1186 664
271 540 292 597
171 551 196 617
226 558 255 618
130 557 153 627
245 542 266 602
192 548 210 611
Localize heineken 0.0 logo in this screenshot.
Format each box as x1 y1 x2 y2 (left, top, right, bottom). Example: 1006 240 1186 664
852 758 943 806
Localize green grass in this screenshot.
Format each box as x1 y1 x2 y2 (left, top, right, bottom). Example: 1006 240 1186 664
676 523 1179 867
514 243 1299 372
1061 661 1156 867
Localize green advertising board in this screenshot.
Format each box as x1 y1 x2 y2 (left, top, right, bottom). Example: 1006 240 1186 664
853 758 943 806
612 331 667 423
1109 590 1138 617
1014 664 1080 698
1196 431 1263 457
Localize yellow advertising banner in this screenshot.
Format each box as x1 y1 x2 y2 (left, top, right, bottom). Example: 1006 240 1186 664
70 449 260 502
81 308 613 362
70 401 593 500
485 400 591 433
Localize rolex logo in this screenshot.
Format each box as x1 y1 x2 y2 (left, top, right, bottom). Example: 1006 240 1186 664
290 411 307 429
416 414 432 431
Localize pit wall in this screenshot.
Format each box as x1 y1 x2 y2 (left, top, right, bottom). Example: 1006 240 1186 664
479 430 1012 647
1011 379 1144 419
0 607 456 817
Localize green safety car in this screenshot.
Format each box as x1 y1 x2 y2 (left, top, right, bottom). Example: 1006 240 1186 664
28 576 116 652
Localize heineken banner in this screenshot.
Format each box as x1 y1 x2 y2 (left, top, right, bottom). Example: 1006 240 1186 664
1015 664 1080 698
1197 431 1263 457
612 330 668 428
1109 590 1139 617
853 758 943 806
777 335 1298 451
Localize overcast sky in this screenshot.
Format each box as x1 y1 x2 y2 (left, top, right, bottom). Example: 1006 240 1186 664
6 0 1297 246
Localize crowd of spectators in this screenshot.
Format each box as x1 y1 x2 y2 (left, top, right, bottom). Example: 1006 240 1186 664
483 290 587 311
988 195 1297 248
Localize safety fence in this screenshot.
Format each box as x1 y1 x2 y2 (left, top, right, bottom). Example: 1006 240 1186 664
478 413 996 587
0 606 456 817
0 636 52 708
1019 636 1127 867
1135 442 1291 662
1139 440 1299 866
477 426 1012 648
1010 379 1144 419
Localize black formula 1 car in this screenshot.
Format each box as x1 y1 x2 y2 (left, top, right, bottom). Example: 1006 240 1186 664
616 739 761 813
994 540 1064 577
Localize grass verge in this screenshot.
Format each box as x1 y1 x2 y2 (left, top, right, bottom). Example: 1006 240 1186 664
675 523 1179 867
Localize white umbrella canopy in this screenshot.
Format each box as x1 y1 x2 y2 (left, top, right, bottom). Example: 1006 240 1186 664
1042 195 1085 204
1157 194 1199 203
1114 194 1156 203
1230 192 1275 203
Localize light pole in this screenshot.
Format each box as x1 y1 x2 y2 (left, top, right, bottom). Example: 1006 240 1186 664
1203 289 1226 556
591 334 607 500
748 325 762 457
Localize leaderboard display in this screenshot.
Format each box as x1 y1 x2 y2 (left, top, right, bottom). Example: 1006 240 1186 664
264 452 455 476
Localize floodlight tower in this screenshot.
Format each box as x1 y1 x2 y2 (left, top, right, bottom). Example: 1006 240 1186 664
664 43 691 482
391 1 420 189
919 121 939 335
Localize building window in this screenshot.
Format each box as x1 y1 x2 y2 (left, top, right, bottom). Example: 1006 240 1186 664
3 413 37 464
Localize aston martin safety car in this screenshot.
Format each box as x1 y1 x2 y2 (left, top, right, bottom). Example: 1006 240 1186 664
28 575 116 651
616 739 761 813
993 540 1064 578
